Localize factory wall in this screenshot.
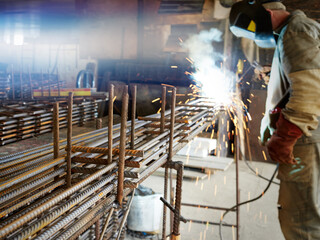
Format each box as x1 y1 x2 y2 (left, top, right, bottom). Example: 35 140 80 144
0 0 227 87
0 42 95 88
78 0 219 60
78 0 139 60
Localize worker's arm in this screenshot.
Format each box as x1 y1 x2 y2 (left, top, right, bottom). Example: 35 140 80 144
280 25 320 136
266 19 320 164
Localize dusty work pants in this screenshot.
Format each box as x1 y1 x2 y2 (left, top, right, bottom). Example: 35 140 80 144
277 140 320 240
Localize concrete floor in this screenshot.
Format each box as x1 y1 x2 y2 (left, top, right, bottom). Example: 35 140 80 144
135 160 285 240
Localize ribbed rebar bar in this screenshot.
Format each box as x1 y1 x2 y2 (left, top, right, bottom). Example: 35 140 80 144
0 157 64 192
53 102 60 159
99 207 115 240
161 86 166 133
0 96 219 240
118 86 128 206
66 92 74 188
0 179 65 219
0 162 117 238
33 182 115 240
10 174 116 240
0 168 65 204
173 161 183 238
130 84 137 149
108 84 114 164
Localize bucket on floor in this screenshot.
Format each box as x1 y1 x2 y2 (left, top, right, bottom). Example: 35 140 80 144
127 193 163 233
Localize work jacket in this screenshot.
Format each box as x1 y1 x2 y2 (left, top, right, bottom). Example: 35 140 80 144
260 10 320 144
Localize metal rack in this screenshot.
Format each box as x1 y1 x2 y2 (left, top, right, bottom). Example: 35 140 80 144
0 84 236 240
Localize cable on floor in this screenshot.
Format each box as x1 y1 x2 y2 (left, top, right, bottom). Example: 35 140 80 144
219 163 279 240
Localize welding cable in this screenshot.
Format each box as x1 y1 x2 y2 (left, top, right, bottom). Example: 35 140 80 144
219 163 279 240
241 119 279 186
244 159 280 185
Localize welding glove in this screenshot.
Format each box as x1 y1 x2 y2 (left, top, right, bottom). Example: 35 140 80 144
267 111 302 164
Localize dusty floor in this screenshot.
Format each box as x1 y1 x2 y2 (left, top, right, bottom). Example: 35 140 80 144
130 160 285 240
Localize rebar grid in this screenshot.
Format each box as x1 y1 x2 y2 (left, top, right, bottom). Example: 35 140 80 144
0 84 218 240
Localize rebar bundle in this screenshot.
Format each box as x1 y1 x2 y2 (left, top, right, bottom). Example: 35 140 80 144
0 85 218 240
0 99 103 145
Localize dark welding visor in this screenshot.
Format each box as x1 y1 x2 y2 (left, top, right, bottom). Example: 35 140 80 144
230 13 256 40
229 0 276 48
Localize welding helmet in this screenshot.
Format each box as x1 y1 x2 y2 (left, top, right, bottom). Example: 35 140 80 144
229 0 278 48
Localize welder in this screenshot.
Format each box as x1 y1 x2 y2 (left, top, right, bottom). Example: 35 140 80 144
229 0 320 239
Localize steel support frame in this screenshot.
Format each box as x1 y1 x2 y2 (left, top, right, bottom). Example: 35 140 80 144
180 125 240 240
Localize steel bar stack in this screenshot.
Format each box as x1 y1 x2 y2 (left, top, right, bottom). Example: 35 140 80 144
0 85 222 240
0 98 103 145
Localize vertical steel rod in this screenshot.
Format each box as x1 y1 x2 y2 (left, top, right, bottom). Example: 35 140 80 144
172 162 183 239
169 88 176 161
162 166 168 240
169 88 176 235
99 208 114 240
160 86 166 133
170 186 174 234
235 128 240 240
66 92 74 188
96 118 102 129
116 189 136 240
130 84 137 149
95 219 100 240
162 87 176 240
111 209 119 238
117 86 128 206
53 102 60 159
108 84 114 164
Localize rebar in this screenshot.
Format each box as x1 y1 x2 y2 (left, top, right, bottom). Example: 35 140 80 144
0 93 220 240
116 189 135 240
0 168 65 204
66 92 74 187
70 146 144 157
33 179 115 240
172 161 183 238
118 86 128 206
53 102 60 159
0 179 65 219
99 207 115 240
130 84 137 149
161 86 166 133
0 157 64 192
108 84 114 164
96 118 102 129
11 174 116 240
0 162 117 238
